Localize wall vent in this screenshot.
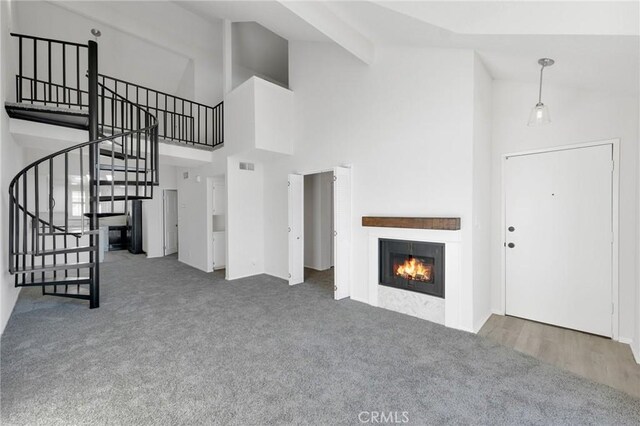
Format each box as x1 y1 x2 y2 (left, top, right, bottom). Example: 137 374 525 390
239 162 255 171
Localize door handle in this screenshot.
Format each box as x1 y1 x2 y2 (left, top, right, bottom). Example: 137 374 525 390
508 242 515 248
508 226 515 232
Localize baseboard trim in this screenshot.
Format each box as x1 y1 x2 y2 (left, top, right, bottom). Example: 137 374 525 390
264 272 291 282
350 295 369 305
619 336 633 345
473 311 493 334
0 286 22 336
303 264 333 272
226 271 264 280
618 337 640 364
632 343 640 364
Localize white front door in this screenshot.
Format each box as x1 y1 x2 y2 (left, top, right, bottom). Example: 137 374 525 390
333 166 351 300
288 174 304 285
163 190 178 255
505 144 613 337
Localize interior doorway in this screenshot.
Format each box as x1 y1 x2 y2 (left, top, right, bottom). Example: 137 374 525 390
303 172 334 294
288 166 351 300
163 189 179 256
503 140 618 338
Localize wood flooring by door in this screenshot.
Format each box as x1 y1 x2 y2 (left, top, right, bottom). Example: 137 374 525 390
479 314 640 399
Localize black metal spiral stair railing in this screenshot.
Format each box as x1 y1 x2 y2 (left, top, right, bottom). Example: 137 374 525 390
7 34 160 308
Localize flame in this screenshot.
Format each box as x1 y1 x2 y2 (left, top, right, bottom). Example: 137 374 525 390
395 257 432 282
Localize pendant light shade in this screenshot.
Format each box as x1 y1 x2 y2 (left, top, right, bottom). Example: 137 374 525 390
528 58 554 127
528 102 550 126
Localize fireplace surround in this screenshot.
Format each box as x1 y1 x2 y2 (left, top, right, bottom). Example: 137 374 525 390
379 239 445 298
366 221 464 329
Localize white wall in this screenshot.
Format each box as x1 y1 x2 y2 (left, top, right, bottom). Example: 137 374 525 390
174 75 294 275
222 77 294 156
176 60 195 101
232 22 288 89
1 0 25 334
12 1 223 105
142 164 177 258
227 157 264 279
262 43 476 310
254 78 294 155
176 167 211 272
636 59 640 364
304 172 333 271
471 54 493 332
224 78 256 155
491 80 639 344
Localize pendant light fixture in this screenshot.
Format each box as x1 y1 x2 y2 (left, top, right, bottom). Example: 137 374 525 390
528 58 555 126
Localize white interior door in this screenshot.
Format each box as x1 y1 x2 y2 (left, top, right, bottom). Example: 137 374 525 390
333 166 351 300
163 190 178 256
288 174 304 285
505 144 613 337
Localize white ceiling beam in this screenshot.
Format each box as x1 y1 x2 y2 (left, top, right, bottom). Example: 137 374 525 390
278 1 375 65
375 1 639 36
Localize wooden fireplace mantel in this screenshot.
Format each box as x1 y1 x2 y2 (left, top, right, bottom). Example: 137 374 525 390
361 217 461 230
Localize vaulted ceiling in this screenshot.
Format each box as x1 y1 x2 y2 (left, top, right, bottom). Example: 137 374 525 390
175 0 640 94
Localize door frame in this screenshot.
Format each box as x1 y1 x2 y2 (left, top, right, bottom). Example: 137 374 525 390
290 165 353 299
163 189 178 256
500 139 620 340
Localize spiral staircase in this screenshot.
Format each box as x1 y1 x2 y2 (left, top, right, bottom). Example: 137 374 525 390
5 34 223 308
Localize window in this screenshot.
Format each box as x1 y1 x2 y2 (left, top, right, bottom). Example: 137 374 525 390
71 190 84 217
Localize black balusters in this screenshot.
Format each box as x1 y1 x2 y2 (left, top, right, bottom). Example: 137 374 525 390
97 74 223 148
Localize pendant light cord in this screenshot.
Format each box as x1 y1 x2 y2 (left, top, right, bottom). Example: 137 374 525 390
538 65 545 105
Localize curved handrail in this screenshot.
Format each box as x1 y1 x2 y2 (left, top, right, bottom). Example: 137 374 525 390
8 80 159 244
9 125 155 189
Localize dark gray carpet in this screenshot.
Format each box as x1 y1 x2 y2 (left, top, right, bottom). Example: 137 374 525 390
2 252 639 425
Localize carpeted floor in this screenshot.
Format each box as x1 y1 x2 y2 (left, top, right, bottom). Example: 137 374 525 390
2 252 639 425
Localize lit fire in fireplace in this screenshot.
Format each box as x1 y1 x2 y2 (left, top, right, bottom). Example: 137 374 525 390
395 257 433 282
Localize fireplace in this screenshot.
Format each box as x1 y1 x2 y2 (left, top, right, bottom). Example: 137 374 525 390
379 239 445 298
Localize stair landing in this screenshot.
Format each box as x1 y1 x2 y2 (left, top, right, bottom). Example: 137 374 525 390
5 102 89 130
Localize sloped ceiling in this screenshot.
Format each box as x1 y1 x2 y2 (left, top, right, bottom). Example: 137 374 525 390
176 0 639 94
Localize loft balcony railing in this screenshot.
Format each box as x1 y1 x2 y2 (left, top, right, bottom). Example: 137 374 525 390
13 33 89 109
98 75 223 149
10 32 223 149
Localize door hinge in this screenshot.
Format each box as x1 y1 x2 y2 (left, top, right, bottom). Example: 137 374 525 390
612 303 614 315
334 285 337 291
333 175 337 182
611 232 615 244
288 273 291 278
611 160 615 172
288 181 290 187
